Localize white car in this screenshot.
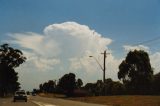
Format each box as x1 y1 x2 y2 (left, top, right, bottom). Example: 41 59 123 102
13 90 27 102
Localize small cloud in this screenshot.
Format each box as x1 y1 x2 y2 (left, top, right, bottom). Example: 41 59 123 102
123 45 150 52
150 52 160 74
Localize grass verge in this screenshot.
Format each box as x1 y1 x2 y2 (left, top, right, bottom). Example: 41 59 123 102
68 95 160 106
39 93 160 106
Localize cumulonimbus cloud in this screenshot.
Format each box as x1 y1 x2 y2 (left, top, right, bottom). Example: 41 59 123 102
8 22 114 72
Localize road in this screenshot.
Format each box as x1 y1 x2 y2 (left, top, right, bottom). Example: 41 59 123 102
0 96 107 106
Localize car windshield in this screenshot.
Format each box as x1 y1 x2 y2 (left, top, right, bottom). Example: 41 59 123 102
16 92 25 95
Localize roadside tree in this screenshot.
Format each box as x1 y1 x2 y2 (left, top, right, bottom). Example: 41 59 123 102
57 73 76 97
0 44 26 97
76 78 83 89
118 50 153 94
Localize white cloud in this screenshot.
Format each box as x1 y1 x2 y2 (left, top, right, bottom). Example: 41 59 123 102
69 58 82 70
9 32 61 57
9 22 113 72
123 45 150 52
150 52 160 74
8 21 123 89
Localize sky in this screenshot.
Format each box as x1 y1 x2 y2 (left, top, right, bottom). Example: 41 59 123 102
0 0 160 90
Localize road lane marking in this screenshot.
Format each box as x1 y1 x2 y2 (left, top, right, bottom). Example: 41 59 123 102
32 101 57 106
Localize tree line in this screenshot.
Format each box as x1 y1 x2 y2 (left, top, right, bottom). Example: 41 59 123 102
38 72 160 97
38 50 160 97
39 73 83 97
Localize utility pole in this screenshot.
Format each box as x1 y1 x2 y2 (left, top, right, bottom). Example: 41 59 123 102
89 50 109 96
101 50 107 95
102 50 106 84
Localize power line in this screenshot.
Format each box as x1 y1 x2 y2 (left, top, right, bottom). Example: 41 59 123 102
132 36 160 46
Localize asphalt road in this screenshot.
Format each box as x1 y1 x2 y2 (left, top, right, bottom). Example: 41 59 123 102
0 96 107 106
0 97 37 106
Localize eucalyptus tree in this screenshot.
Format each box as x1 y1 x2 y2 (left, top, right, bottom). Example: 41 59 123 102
118 50 153 94
0 44 26 97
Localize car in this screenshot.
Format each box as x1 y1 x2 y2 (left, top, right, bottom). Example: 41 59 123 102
13 90 27 102
32 92 36 96
26 91 30 95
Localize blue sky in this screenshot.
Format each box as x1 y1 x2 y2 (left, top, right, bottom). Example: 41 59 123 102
0 0 160 52
0 0 160 90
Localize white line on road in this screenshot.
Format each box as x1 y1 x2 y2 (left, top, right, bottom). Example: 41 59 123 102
32 101 57 106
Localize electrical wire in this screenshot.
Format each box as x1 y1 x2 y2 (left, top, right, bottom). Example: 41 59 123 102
132 36 160 46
